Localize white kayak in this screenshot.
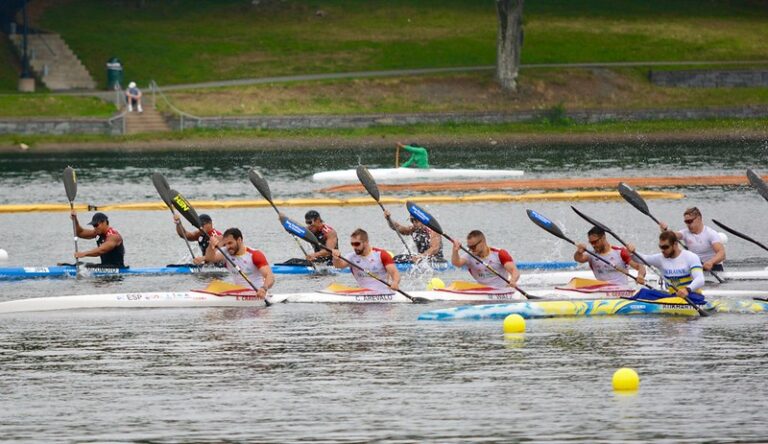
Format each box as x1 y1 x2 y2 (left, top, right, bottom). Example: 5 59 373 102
312 167 524 182
519 267 768 287
1 280 766 314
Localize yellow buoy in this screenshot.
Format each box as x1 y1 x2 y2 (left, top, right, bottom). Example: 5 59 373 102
503 314 526 334
426 277 445 291
612 368 640 391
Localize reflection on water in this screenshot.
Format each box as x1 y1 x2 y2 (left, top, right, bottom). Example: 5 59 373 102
1 141 768 441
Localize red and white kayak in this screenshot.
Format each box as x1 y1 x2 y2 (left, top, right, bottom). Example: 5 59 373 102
0 279 765 314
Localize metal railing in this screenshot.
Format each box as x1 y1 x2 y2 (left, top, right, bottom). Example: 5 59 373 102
149 80 202 131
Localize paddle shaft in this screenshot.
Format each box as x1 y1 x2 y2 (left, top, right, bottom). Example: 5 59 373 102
171 208 199 261
379 202 415 256
68 201 81 275
712 219 768 253
558 232 651 289
441 232 533 299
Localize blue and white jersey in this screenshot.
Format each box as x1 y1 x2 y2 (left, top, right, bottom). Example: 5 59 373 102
638 250 704 293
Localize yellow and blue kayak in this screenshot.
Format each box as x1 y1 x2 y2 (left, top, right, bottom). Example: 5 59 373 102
417 297 768 321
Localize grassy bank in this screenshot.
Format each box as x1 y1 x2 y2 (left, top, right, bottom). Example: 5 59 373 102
0 95 115 117
2 117 767 150
29 0 768 88
161 70 768 116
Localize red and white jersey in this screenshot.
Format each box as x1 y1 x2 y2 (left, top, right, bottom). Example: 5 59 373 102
344 247 395 294
224 247 269 288
460 247 513 288
587 246 632 286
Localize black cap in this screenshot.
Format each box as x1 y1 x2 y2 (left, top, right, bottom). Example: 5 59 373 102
305 210 320 221
199 214 212 224
88 212 109 226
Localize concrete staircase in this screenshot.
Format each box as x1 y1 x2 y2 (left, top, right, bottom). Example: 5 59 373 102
124 107 172 134
10 32 97 90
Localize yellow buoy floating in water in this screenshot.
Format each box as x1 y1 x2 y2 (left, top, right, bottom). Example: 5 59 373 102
612 368 640 391
503 314 526 334
426 277 445 290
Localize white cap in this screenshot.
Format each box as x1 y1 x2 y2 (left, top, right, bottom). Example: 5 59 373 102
128 82 136 88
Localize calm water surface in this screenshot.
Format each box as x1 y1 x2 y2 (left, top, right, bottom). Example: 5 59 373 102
1 141 767 442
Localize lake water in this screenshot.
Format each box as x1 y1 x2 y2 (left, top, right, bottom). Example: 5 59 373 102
1 141 767 442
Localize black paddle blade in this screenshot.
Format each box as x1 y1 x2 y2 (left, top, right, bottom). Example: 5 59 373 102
406 201 444 235
712 219 768 253
63 166 77 203
571 206 630 246
280 215 320 246
618 182 653 217
747 169 768 203
151 172 174 208
170 189 203 229
248 169 273 202
356 165 380 201
526 209 573 244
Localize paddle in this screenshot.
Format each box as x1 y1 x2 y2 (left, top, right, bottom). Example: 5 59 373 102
171 189 271 307
712 219 768 253
570 205 709 316
248 169 318 271
526 208 651 289
406 201 535 299
151 172 197 262
356 165 414 257
618 181 724 283
63 166 81 276
747 168 768 203
279 214 428 303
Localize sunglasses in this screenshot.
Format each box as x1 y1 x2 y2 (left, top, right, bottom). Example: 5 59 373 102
305 220 314 225
658 244 673 250
467 241 482 250
350 241 362 247
684 218 697 224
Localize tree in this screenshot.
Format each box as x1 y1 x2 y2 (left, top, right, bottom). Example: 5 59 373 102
496 0 524 91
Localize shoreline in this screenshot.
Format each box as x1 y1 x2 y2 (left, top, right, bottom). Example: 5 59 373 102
2 128 768 153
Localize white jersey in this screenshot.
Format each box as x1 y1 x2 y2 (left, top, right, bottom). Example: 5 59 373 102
224 247 268 288
679 225 722 264
638 250 704 293
460 247 513 289
587 246 632 286
344 247 395 294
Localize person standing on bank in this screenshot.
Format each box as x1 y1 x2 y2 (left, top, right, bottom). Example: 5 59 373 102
658 206 725 272
70 211 126 268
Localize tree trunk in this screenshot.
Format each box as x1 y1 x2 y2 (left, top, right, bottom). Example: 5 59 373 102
496 0 524 91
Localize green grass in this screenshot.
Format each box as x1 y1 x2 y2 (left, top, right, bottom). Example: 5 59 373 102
3 117 767 148
29 0 768 88
0 95 115 117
